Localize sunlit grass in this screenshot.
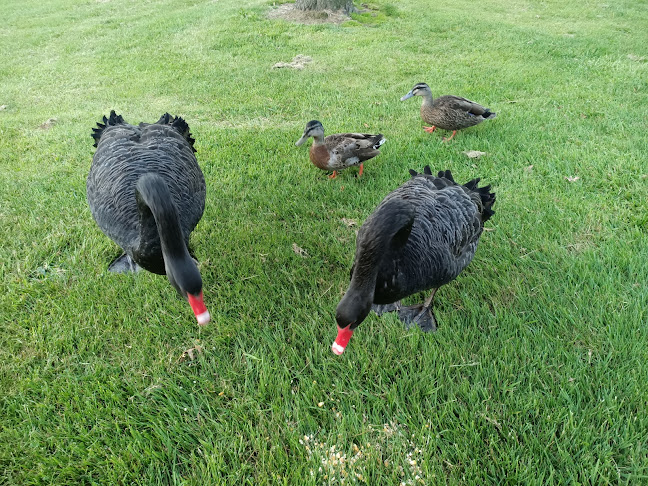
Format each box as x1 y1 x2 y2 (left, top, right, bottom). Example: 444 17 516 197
1 0 647 483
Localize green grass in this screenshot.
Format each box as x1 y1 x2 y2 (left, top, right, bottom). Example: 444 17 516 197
347 1 399 25
1 0 648 483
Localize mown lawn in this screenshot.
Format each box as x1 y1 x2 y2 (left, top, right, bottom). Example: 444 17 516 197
1 0 647 483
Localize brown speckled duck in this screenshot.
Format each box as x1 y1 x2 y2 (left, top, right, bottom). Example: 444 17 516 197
400 83 496 141
295 120 386 179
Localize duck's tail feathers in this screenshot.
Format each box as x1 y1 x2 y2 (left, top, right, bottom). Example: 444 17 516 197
409 166 495 222
483 110 497 120
156 113 197 152
372 134 386 149
92 110 125 147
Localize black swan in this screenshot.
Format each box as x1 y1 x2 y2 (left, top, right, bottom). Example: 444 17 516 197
332 167 495 354
87 111 210 325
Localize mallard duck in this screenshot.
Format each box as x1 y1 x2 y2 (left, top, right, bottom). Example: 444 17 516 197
400 83 496 141
295 120 386 178
332 166 495 355
87 111 210 325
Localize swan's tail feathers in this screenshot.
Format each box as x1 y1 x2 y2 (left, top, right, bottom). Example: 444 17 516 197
409 166 455 181
437 169 495 221
156 113 173 125
409 165 436 178
462 178 496 222
156 113 197 152
410 167 458 190
436 169 456 183
92 110 125 147
172 116 196 153
475 184 496 222
408 166 496 222
463 178 480 191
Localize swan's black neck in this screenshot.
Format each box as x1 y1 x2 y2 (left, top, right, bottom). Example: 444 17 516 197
336 198 415 330
136 174 186 256
135 173 201 295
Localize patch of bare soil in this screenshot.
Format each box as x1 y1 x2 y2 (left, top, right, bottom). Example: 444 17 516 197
267 3 350 24
273 54 312 70
39 118 57 130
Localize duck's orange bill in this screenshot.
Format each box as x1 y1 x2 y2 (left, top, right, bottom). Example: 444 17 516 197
331 326 354 355
188 291 210 325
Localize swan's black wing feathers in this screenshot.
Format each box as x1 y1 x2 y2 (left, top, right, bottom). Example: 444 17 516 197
370 166 494 303
87 111 205 270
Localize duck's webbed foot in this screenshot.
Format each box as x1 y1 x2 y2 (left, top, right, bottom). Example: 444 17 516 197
423 125 436 134
108 253 141 274
372 301 401 316
398 304 437 332
442 130 457 142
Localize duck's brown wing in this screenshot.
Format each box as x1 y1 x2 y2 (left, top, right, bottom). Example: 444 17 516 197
326 133 384 162
437 95 490 116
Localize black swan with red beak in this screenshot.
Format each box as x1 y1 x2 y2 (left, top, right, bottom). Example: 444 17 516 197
333 167 495 355
87 111 210 325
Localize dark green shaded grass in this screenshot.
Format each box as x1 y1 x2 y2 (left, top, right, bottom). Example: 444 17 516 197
2 0 648 483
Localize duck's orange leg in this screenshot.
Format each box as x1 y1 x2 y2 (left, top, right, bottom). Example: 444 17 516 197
328 171 338 179
358 163 364 177
423 125 436 134
442 130 457 142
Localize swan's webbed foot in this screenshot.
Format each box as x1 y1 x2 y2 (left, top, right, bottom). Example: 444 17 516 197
372 301 402 316
397 304 437 332
108 254 141 274
396 289 438 332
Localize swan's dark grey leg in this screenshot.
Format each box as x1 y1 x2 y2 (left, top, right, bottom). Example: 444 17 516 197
372 301 402 316
397 288 438 332
108 253 141 273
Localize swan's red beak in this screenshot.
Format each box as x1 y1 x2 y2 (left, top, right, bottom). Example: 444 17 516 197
187 291 210 325
332 326 354 355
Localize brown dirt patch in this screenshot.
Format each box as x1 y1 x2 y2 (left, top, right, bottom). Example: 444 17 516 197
267 3 350 24
39 118 57 130
273 54 313 70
